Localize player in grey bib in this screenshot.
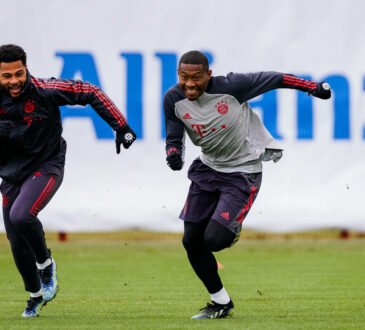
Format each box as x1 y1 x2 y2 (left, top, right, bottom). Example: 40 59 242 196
163 50 331 319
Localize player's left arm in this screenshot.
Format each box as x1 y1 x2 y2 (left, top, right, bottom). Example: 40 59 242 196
32 77 136 153
227 72 331 102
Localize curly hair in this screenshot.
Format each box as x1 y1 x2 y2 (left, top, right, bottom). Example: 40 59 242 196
0 44 27 65
179 50 209 71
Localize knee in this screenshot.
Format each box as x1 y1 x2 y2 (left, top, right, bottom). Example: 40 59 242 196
204 222 236 252
9 208 32 230
182 222 206 252
182 234 203 252
204 234 227 252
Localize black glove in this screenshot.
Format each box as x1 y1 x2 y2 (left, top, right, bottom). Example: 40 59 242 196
166 147 183 171
0 120 14 138
310 82 331 99
115 124 137 154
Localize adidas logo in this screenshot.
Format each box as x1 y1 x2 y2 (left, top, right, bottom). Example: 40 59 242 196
183 112 192 119
220 211 230 220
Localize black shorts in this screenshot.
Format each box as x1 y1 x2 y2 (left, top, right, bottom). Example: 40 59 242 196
180 159 262 235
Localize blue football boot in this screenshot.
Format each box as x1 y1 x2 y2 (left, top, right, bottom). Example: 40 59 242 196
39 259 59 302
21 296 46 318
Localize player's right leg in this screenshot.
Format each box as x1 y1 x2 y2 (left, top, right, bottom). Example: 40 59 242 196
9 169 63 304
1 183 46 317
1 165 63 317
182 221 224 295
186 220 236 319
182 221 235 319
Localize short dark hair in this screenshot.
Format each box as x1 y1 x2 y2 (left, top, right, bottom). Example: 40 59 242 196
0 44 27 65
179 50 209 71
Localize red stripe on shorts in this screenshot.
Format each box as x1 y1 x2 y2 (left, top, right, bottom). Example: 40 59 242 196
236 185 258 224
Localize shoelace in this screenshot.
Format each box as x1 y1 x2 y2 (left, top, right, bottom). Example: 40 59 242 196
200 302 217 311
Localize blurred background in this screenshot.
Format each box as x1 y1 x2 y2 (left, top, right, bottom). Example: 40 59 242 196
1 0 364 234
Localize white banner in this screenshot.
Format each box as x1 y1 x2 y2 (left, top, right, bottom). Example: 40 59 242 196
1 0 364 232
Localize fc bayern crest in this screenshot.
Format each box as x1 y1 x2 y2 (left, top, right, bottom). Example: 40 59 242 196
24 99 35 113
215 101 229 115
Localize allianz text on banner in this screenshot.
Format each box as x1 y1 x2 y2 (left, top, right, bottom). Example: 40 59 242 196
58 52 352 142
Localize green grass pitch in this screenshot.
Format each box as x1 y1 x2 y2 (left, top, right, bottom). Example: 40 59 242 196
0 232 364 329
